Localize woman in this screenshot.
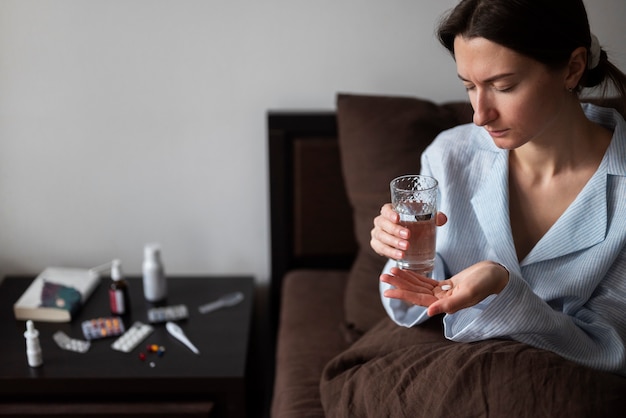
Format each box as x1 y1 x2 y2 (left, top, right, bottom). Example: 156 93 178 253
371 0 626 375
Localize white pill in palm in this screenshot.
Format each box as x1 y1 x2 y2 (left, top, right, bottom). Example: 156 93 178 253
441 285 452 291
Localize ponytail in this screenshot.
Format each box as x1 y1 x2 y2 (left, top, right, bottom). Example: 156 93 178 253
582 51 626 115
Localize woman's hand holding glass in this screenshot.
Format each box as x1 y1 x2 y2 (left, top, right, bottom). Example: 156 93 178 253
370 203 447 260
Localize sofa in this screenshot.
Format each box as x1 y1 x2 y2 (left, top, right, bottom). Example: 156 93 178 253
267 93 626 417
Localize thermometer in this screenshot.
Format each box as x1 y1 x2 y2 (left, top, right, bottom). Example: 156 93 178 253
166 321 200 355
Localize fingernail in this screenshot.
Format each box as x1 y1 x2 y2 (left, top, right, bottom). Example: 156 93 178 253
399 229 409 239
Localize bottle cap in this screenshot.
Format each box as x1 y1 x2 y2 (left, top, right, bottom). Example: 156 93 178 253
111 259 123 281
144 243 161 258
24 320 39 338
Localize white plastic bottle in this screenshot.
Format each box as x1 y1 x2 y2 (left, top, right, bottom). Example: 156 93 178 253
142 243 167 302
24 320 43 367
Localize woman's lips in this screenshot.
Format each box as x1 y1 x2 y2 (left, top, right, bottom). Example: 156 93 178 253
486 128 509 138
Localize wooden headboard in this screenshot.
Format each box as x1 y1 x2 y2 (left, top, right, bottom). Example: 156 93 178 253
268 111 358 319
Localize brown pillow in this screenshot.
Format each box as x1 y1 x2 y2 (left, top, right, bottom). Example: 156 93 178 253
336 93 473 339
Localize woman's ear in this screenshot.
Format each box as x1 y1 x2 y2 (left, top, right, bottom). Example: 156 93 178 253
565 46 587 90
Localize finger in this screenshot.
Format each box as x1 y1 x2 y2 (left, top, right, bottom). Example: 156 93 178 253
428 300 452 316
371 238 404 260
436 212 448 227
373 216 409 243
371 221 409 259
383 287 438 307
374 211 409 241
427 294 469 316
389 267 439 287
380 205 411 240
380 273 434 293
381 203 399 222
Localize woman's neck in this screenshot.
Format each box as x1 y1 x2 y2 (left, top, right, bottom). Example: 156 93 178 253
509 103 611 182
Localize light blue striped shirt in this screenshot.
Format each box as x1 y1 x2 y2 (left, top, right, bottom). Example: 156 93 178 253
381 103 626 375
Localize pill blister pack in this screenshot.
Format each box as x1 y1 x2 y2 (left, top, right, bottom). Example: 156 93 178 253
147 304 189 323
81 316 126 340
111 321 154 353
53 331 91 353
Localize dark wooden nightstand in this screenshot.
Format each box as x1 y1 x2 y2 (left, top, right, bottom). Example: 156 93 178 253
0 275 254 418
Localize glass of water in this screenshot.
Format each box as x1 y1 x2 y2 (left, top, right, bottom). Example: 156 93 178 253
390 174 438 277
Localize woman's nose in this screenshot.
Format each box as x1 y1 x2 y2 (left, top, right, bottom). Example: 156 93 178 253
472 92 497 126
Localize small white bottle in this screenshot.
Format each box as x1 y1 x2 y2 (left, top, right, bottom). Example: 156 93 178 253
142 243 167 302
24 320 43 367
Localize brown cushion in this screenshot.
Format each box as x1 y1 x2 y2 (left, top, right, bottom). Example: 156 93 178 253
336 93 473 338
321 316 626 418
271 270 351 418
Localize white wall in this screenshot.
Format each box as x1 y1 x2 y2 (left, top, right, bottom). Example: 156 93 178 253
1 0 625 283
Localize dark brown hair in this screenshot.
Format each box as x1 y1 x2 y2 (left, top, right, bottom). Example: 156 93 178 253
437 0 626 110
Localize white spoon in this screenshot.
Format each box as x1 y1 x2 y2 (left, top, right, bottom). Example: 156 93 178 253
198 291 244 314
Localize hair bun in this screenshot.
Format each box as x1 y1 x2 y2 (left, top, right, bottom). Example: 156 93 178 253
588 33 602 70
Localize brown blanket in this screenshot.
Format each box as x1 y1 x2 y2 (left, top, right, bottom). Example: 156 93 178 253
320 316 626 418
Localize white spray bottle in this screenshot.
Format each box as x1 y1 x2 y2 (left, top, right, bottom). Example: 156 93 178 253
24 320 43 367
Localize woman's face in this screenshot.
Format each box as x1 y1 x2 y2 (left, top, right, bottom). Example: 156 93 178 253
454 36 570 150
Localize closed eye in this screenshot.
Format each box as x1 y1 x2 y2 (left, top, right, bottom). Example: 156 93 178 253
494 85 515 92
